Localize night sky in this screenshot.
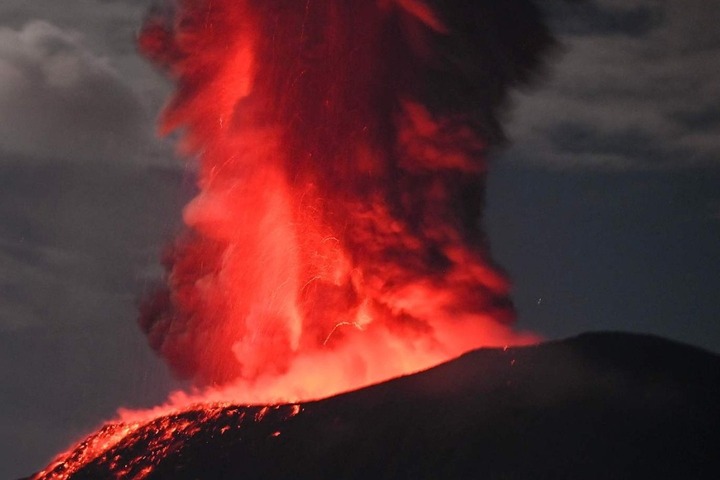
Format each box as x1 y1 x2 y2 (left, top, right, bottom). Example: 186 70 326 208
1 1 719 478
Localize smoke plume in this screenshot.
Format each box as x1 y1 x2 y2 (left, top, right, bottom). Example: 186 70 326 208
138 0 555 402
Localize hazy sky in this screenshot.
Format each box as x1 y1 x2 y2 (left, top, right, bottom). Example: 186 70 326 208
1 1 719 478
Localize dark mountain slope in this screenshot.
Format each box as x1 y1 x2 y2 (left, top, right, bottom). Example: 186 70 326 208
29 332 720 479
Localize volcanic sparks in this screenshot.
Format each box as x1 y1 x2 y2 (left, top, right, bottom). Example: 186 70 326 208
134 0 554 404
33 404 304 480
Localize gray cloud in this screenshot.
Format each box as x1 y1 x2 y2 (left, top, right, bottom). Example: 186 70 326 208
0 0 170 97
0 0 146 50
504 0 720 169
0 20 154 164
0 159 189 329
546 1 662 37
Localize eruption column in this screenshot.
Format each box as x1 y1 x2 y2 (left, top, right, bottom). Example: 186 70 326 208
138 0 554 403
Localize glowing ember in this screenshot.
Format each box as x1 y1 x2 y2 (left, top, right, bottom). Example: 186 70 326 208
135 0 543 406
33 403 303 479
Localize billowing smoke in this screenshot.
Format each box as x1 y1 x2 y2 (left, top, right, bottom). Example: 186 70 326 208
138 0 555 402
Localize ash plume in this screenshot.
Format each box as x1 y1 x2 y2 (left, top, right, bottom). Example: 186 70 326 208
137 0 556 401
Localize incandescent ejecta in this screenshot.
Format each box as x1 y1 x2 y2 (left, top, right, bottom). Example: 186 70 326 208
29 1 567 478
137 0 555 404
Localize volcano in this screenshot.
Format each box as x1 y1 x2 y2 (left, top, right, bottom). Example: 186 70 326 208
21 3 719 479
28 332 720 479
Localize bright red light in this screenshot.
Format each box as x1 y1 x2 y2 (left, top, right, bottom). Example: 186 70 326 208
137 0 537 405
33 1 556 477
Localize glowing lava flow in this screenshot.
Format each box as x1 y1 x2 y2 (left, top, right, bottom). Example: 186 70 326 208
33 404 303 480
133 0 548 404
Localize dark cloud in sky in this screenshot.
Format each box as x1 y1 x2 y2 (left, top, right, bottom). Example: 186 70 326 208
0 0 172 119
544 122 682 167
508 0 720 169
0 21 150 164
0 161 187 325
546 1 663 37
0 1 146 66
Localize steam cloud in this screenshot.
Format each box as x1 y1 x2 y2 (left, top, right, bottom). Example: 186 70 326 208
138 0 556 401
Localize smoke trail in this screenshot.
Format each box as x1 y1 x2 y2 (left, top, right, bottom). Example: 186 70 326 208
138 0 555 401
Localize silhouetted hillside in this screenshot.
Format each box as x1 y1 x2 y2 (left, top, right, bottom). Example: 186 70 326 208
28 332 720 479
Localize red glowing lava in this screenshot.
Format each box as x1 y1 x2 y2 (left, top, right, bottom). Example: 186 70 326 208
136 0 541 405
32 403 304 480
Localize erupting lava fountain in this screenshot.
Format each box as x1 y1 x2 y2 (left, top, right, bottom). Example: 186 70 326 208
32 1 560 477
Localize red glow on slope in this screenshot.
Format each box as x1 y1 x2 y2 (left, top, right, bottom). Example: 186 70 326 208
136 0 537 405
33 403 304 480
